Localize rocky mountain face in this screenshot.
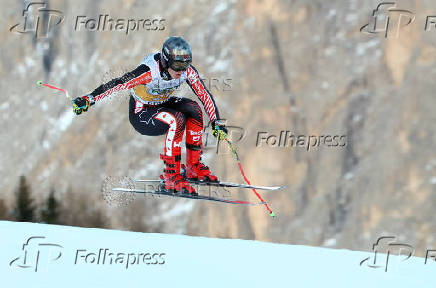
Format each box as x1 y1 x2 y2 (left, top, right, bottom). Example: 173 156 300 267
1 0 435 255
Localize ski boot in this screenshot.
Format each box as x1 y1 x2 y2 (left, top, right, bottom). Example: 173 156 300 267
183 148 219 182
160 154 198 196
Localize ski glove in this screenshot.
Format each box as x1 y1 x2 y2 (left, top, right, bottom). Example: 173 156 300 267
72 95 94 115
212 120 228 140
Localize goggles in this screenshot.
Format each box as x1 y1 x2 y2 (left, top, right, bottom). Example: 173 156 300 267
170 60 190 71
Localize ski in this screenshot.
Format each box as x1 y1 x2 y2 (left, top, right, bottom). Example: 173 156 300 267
135 179 287 191
112 187 265 206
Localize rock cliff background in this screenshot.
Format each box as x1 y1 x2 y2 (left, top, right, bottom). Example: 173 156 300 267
1 0 435 255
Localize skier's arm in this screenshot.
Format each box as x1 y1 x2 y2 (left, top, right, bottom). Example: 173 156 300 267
185 65 220 122
73 64 152 115
185 65 227 139
89 64 152 103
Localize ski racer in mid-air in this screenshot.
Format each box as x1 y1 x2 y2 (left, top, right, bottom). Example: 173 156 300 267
72 36 228 196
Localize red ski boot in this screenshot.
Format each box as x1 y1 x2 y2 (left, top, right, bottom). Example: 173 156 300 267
160 154 198 196
184 148 219 182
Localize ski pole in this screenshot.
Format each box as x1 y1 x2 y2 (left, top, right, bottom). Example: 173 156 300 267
36 80 71 100
221 136 276 218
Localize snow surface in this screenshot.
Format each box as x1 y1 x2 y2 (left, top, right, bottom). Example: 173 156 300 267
0 221 434 288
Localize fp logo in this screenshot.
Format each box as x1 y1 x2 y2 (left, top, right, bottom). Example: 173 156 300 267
360 2 415 38
360 236 414 272
10 2 64 38
9 236 63 272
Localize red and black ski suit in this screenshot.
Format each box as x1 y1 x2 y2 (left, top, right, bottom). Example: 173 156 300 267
86 52 222 192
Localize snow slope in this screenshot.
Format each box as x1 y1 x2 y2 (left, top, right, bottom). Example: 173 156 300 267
0 221 433 288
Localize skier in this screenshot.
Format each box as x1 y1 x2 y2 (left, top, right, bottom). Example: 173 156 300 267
72 36 228 196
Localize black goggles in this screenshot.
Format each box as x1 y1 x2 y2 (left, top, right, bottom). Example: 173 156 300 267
170 61 190 71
